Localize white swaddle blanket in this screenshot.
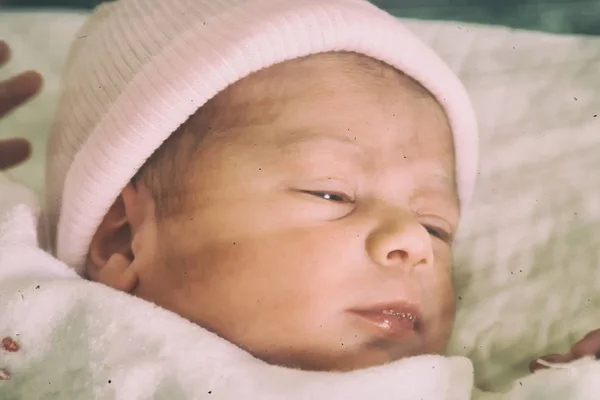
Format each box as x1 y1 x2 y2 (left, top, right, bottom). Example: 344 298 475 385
1 175 600 400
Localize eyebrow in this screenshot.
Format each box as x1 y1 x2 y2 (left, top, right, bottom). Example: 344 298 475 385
275 130 363 154
419 170 460 210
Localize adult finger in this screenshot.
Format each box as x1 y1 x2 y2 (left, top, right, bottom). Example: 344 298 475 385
0 70 43 119
0 41 10 67
0 138 31 170
570 329 600 358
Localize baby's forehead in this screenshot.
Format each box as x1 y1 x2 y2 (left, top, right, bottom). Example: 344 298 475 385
206 52 437 132
196 52 453 174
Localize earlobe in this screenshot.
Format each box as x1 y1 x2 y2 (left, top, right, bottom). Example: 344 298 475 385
86 184 145 293
87 253 138 293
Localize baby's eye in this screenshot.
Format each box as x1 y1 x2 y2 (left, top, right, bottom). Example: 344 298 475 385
307 191 353 203
424 225 452 243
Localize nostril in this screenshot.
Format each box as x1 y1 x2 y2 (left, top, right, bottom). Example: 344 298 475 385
386 248 408 261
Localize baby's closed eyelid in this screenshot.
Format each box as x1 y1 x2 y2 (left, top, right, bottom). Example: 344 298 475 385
290 175 356 196
416 215 454 242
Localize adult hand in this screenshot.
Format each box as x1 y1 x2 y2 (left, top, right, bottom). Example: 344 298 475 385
529 329 600 372
0 40 42 171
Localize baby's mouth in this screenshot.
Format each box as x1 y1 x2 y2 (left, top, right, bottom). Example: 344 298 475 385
350 302 421 341
381 309 417 325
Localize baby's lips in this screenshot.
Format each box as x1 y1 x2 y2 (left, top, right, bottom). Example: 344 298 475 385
528 353 574 373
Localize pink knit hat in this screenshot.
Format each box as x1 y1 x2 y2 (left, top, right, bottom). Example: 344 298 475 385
45 0 479 272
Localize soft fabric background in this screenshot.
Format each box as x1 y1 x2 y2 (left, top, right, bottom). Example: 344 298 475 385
0 9 599 394
3 0 600 35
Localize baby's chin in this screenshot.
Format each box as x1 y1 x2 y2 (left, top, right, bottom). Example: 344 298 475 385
248 338 437 372
224 315 450 372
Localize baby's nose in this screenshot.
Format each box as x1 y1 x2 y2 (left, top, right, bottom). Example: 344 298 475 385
366 214 434 270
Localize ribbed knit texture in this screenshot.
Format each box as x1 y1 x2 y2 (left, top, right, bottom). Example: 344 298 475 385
44 0 478 272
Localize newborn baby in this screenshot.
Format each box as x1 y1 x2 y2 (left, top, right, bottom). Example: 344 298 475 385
40 0 478 373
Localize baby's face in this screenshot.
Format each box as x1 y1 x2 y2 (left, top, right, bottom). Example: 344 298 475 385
93 53 458 371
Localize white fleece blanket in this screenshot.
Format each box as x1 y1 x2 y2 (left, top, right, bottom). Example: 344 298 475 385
0 175 599 399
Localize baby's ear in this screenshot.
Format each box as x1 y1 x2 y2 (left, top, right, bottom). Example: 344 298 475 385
85 184 145 292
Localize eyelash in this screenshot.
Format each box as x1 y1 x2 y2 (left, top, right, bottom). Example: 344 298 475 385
423 225 452 243
306 191 354 203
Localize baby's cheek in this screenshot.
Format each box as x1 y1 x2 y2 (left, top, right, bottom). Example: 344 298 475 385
430 245 454 294
432 273 455 324
422 247 455 350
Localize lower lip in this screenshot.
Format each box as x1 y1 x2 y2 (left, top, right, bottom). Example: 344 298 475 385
353 311 417 340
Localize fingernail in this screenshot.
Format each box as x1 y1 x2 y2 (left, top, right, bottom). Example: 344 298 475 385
529 353 573 373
